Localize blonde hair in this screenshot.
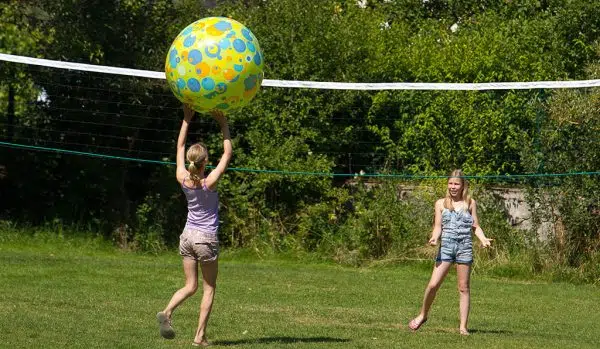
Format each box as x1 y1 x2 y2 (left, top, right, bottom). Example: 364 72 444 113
186 143 208 183
443 169 471 211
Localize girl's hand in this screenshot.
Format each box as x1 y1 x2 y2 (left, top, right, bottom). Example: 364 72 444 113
428 237 438 246
480 238 493 248
210 109 227 124
183 104 195 121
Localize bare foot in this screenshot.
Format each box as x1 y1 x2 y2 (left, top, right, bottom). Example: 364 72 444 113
459 328 470 336
192 338 210 347
408 315 428 331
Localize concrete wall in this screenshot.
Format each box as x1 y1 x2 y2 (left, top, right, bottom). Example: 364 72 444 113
489 187 533 230
395 183 555 239
489 187 560 240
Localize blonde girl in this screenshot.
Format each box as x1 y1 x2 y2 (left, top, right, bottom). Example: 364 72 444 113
157 105 232 347
409 169 492 336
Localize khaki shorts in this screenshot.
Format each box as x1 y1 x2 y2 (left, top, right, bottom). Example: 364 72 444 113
179 227 219 264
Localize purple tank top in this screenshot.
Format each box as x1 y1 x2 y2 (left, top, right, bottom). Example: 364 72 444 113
181 177 219 236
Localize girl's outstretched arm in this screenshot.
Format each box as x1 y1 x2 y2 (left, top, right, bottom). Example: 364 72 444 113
470 199 493 247
428 199 444 245
176 104 195 184
204 110 232 190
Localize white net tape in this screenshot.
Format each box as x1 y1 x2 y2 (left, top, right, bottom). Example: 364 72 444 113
3 53 600 90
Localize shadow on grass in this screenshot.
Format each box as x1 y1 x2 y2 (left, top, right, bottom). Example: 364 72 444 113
213 336 351 346
468 328 513 335
428 327 514 335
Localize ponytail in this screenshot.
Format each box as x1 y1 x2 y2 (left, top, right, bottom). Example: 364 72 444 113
186 143 208 184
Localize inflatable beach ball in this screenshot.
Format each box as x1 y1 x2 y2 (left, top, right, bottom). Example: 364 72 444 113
165 17 264 113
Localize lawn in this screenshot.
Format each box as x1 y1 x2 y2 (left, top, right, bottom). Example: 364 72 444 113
0 234 598 349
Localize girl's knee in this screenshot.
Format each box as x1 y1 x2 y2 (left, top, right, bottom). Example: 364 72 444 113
184 283 199 295
458 284 470 294
427 282 442 292
203 283 216 295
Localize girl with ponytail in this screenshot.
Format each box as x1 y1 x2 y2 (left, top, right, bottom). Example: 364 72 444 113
157 104 232 347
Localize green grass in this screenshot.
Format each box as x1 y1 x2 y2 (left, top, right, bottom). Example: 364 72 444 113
0 233 599 349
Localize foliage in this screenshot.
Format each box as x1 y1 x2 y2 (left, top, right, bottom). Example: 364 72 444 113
521 61 600 282
1 0 599 282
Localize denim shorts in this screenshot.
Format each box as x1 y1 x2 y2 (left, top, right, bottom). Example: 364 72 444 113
436 235 473 264
179 227 219 264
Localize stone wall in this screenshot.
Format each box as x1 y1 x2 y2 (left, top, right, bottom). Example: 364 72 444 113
395 184 555 239
488 187 561 240
488 187 533 230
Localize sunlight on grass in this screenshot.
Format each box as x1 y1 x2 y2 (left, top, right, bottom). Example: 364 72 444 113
1 234 598 349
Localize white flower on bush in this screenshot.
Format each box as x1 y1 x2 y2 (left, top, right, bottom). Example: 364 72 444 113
37 88 49 103
380 21 391 30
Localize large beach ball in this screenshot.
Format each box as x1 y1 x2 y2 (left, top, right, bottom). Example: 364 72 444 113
165 17 264 113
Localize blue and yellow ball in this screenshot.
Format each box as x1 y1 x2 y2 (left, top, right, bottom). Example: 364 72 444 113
165 17 264 113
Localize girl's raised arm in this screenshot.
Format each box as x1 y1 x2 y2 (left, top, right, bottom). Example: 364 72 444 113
204 110 232 190
176 105 195 184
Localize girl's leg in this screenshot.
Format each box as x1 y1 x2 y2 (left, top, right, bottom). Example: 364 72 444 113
413 261 453 323
193 260 218 345
163 258 199 317
456 263 471 334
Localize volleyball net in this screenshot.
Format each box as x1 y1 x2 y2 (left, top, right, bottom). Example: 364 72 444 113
1 53 599 180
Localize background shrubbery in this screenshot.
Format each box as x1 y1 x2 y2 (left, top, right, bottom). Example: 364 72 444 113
1 0 599 283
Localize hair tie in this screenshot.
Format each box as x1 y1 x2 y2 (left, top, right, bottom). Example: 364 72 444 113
189 161 195 167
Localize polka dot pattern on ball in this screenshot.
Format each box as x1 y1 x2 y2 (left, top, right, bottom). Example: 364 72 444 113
165 17 264 113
